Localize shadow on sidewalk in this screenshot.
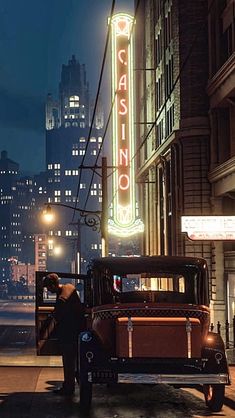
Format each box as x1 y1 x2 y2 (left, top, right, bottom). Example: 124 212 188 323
0 391 81 418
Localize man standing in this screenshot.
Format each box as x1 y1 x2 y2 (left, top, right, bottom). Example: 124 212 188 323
43 273 84 396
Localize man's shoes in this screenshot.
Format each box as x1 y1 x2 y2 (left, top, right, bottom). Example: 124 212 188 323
53 387 74 396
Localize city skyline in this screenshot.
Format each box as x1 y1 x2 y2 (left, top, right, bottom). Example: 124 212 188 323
0 0 134 174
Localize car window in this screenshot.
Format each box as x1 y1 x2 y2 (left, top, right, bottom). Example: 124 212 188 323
113 274 185 293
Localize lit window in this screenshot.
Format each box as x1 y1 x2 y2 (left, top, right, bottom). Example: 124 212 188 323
91 243 98 250
90 137 96 142
69 95 79 108
80 183 86 189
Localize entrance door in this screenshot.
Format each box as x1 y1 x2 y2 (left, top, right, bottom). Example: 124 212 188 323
35 271 88 355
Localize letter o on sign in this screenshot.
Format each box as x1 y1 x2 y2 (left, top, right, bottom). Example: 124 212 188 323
119 174 130 190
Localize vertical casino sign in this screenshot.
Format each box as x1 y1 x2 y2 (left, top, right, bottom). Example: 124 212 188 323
108 13 144 237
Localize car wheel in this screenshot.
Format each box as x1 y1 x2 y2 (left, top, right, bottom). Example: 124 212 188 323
79 375 92 412
203 384 225 412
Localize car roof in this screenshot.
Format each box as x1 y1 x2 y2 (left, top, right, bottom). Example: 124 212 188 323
91 255 207 275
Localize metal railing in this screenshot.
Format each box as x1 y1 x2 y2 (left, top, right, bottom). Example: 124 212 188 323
210 317 235 349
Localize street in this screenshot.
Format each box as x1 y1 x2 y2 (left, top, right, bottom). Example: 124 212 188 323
0 300 235 416
84 380 235 418
0 366 235 417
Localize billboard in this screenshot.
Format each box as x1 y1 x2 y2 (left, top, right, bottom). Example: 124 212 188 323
181 216 235 240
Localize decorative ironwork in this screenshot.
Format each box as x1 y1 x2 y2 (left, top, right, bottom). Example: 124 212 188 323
80 211 101 232
43 203 102 232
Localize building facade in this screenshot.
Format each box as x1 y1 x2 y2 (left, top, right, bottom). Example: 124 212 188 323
134 0 230 327
207 0 235 327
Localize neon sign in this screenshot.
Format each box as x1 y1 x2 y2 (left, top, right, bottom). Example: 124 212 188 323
108 13 144 237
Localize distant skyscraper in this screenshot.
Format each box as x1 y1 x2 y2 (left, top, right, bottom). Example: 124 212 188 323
0 151 36 282
45 55 104 273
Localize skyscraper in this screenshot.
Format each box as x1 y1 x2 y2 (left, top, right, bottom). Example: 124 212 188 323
45 56 104 273
0 151 36 283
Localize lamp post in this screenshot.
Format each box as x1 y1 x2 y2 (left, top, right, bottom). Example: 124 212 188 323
42 204 101 273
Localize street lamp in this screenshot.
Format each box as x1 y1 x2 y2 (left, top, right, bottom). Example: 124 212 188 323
43 203 102 232
42 202 108 271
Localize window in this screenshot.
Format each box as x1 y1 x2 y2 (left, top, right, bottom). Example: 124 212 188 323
69 95 79 108
91 243 98 250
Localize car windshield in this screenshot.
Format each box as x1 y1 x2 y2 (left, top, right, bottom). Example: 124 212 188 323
110 272 196 304
113 273 185 293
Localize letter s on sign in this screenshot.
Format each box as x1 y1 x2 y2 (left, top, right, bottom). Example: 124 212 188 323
119 99 127 115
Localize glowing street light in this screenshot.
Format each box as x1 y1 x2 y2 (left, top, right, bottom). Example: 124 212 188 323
53 245 63 257
42 205 54 224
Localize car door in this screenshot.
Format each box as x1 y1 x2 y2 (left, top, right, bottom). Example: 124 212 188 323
35 271 89 355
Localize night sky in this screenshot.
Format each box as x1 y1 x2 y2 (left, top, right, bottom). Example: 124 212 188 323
0 0 134 174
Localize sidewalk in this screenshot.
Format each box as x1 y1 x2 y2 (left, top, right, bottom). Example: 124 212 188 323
0 366 82 418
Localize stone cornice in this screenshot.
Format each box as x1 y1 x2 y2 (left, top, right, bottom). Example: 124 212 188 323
209 156 235 183
207 53 235 97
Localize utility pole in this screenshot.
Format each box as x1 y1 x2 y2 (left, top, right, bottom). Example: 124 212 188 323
101 157 109 257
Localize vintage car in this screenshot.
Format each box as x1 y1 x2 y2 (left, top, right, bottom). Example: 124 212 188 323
35 256 230 412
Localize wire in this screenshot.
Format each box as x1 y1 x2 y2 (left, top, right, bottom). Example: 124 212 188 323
81 93 116 211
71 0 116 222
81 0 141 213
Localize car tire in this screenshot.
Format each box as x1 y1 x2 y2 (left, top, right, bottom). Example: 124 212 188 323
203 384 225 412
79 375 92 412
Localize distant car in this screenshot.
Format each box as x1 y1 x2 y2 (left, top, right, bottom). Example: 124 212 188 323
35 256 230 413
